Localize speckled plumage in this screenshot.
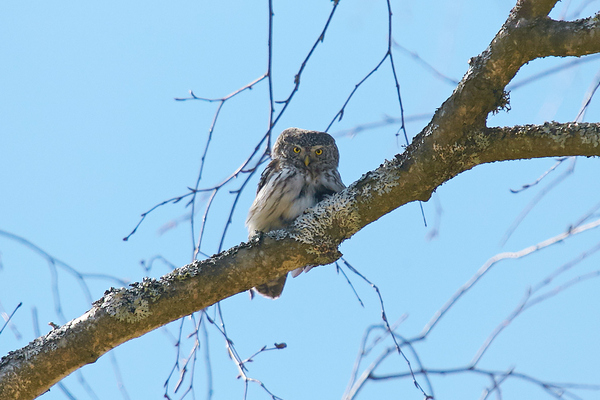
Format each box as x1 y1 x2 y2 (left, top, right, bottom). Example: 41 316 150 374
246 127 345 298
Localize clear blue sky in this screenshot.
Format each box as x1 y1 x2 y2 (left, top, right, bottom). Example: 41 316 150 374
1 0 600 399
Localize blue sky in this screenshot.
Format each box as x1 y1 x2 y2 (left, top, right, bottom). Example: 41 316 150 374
1 0 600 399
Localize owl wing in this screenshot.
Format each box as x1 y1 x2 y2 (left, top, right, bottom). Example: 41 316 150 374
246 158 286 234
256 158 280 194
247 158 290 299
314 168 345 202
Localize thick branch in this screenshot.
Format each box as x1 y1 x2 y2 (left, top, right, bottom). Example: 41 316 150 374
423 9 600 144
0 235 341 399
325 122 600 231
2 1 600 398
2 121 599 399
512 0 558 19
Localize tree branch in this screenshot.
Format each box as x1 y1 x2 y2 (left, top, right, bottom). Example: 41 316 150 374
512 0 558 20
2 119 599 400
2 0 600 397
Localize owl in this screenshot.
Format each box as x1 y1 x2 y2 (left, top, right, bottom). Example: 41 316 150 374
246 127 345 299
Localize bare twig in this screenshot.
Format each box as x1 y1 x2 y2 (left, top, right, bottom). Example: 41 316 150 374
217 165 262 253
341 259 431 399
201 314 214 400
140 255 177 273
344 325 391 399
202 305 284 400
335 261 364 307
392 40 459 86
425 193 443 241
0 229 128 323
336 54 600 139
272 1 340 127
142 3 345 398
473 250 600 366
182 76 267 225
419 217 600 339
507 53 600 91
575 66 600 122
325 54 388 132
124 191 198 241
326 0 408 146
0 302 21 336
343 347 394 400
501 157 576 245
509 157 568 193
109 352 131 400
333 114 432 138
370 366 600 400
384 0 408 146
559 0 600 20
74 368 100 400
163 311 209 400
164 316 187 397
570 199 600 229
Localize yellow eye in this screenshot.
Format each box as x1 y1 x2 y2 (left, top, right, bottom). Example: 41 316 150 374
293 147 301 153
315 149 323 156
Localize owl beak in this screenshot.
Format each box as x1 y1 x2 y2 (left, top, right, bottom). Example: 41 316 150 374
304 155 310 167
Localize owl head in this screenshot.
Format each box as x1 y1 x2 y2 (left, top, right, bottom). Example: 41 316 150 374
272 128 340 171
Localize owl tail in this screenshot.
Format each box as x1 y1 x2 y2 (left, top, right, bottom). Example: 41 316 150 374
252 275 287 299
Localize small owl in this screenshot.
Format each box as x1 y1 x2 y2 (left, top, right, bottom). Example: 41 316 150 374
246 127 345 299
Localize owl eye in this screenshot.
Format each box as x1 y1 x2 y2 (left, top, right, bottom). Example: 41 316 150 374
293 147 301 153
315 149 323 156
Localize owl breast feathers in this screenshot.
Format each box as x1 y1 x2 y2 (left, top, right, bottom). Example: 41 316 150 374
246 127 345 299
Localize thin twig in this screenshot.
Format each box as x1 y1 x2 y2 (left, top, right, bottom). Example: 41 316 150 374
123 191 197 241
501 157 576 246
140 255 177 273
419 217 600 339
370 366 600 399
392 40 459 85
425 193 443 241
0 229 128 326
0 302 22 336
507 54 600 91
333 113 432 138
341 259 431 399
164 316 188 397
570 200 600 229
566 0 600 19
158 4 344 398
385 0 408 145
325 56 388 132
217 164 262 253
509 157 568 193
201 313 214 400
109 352 131 400
335 261 364 307
574 66 600 122
343 347 395 400
202 304 283 400
272 1 340 127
